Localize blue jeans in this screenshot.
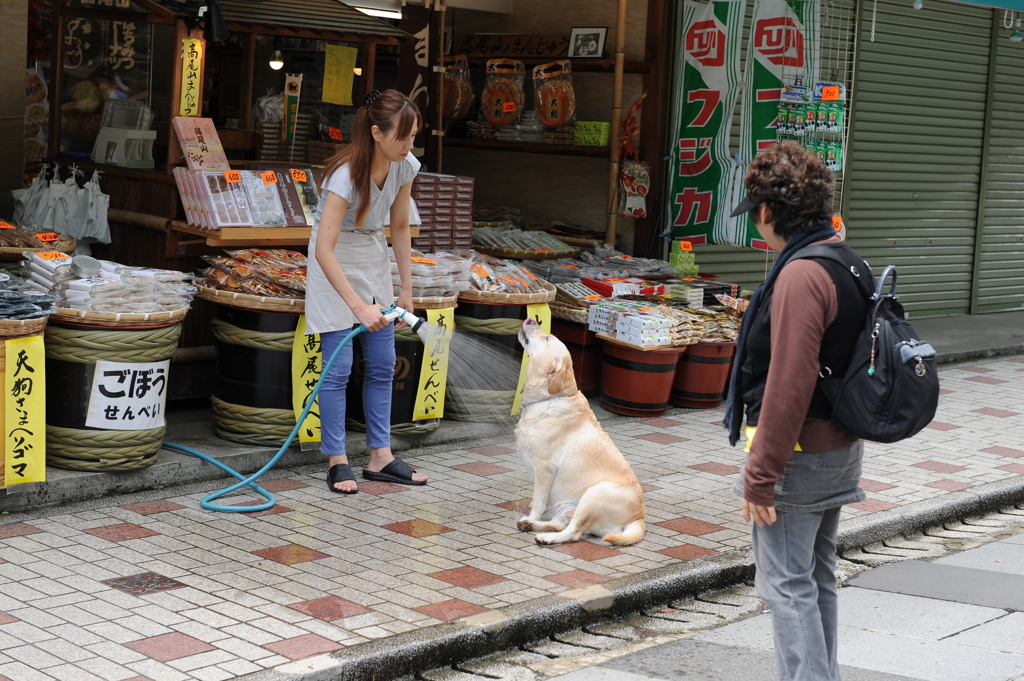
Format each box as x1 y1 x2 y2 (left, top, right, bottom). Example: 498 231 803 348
734 441 865 681
319 324 395 456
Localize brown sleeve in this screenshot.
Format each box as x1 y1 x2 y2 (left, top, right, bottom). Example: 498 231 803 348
744 259 838 506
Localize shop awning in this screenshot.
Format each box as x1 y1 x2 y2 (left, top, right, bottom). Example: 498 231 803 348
144 0 408 41
954 0 1024 10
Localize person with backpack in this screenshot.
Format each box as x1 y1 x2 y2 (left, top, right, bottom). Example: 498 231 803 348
723 142 870 681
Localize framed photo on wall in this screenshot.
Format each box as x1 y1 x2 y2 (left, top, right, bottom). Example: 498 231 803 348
569 27 608 58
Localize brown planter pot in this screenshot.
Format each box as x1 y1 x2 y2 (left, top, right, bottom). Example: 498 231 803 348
600 342 684 417
670 341 737 409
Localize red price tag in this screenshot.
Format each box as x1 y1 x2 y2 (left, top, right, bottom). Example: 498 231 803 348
0 221 14 229
262 171 278 185
224 171 242 183
677 240 693 252
502 102 516 113
35 232 60 242
327 127 343 142
821 86 840 101
36 251 70 261
291 168 308 183
832 215 843 232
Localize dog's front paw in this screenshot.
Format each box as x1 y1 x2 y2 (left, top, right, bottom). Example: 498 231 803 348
516 517 534 532
535 532 559 545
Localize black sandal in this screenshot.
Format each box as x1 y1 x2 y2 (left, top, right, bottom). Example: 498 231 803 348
327 463 358 494
362 458 427 486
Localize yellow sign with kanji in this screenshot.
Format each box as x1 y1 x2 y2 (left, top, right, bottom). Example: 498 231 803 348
179 39 204 117
291 316 322 448
413 308 454 421
4 336 45 486
511 304 551 416
323 44 358 107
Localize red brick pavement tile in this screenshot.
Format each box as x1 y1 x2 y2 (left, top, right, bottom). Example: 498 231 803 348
119 501 185 515
913 461 967 474
926 479 973 492
252 544 329 565
545 570 610 587
641 418 684 428
965 376 1008 385
850 499 899 513
452 462 513 477
263 634 343 660
126 632 215 662
657 545 719 561
1009 358 1024 364
496 498 532 512
961 366 995 373
639 483 661 493
287 596 371 621
551 542 622 561
0 523 42 540
383 519 455 538
972 408 1019 418
415 600 488 622
468 445 516 457
689 462 740 476
997 464 1024 474
938 389 954 395
925 422 961 431
657 517 725 536
859 479 896 493
430 566 506 588
83 524 159 542
0 613 18 625
982 446 1024 459
238 500 294 517
360 480 411 495
635 433 689 445
259 478 310 492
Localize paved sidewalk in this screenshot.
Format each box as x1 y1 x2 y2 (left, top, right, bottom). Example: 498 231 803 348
0 357 1021 681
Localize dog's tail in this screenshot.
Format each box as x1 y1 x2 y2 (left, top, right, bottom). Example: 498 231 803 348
602 519 645 546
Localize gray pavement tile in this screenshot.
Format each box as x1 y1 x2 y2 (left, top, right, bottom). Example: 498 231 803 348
838 587 1006 639
848 560 1024 611
935 537 1024 576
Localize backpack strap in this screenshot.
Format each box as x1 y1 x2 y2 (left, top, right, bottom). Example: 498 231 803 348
791 243 876 299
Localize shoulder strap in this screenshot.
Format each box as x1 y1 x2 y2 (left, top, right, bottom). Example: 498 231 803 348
792 243 875 299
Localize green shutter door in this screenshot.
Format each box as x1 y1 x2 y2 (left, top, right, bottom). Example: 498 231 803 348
844 0 992 317
975 36 1024 312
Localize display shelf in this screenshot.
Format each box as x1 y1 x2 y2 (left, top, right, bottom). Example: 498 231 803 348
464 57 647 74
168 221 418 247
443 137 610 158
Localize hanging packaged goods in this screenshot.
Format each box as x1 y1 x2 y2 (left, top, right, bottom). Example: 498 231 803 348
532 60 576 127
482 59 526 126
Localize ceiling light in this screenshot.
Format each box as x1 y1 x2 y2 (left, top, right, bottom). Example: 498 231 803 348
356 7 403 19
269 50 284 70
353 67 363 76
1012 18 1022 42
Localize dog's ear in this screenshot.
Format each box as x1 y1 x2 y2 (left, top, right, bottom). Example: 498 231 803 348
548 356 567 395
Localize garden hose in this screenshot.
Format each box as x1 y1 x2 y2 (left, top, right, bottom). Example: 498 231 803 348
164 307 429 513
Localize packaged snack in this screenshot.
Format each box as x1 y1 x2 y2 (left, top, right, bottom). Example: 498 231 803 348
827 142 842 172
482 59 526 126
27 251 72 272
827 102 843 133
533 60 576 127
240 170 287 227
816 102 828 132
260 267 306 293
804 103 817 133
443 55 475 120
199 171 254 228
777 103 790 136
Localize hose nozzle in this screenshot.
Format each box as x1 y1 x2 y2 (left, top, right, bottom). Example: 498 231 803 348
383 306 430 344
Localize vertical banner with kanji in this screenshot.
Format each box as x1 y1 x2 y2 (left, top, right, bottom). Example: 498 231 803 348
291 316 321 450
669 0 746 246
412 308 454 421
178 38 204 116
5 336 46 486
282 73 303 141
731 0 820 249
511 304 552 416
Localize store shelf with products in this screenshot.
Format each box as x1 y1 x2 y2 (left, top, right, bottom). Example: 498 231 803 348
442 137 610 158
168 221 418 248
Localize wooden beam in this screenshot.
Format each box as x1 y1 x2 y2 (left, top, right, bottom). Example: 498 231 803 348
360 42 378 98
48 1 66 163
222 21 398 44
59 6 174 25
240 32 256 131
132 0 176 20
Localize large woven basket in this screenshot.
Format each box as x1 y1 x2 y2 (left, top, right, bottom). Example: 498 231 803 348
457 281 556 305
412 295 457 310
196 285 305 314
0 237 77 261
50 308 188 328
0 316 48 338
550 303 589 324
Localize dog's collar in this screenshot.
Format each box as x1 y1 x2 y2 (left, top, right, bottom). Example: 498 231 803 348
520 393 572 410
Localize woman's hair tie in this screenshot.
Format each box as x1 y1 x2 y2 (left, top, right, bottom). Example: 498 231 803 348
363 89 382 111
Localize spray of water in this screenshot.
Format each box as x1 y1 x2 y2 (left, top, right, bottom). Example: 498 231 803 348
445 330 523 431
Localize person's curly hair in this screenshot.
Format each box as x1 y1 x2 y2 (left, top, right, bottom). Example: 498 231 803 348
744 141 834 241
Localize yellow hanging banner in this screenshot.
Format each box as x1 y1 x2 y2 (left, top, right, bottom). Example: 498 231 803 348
291 316 322 449
323 44 358 107
413 308 454 421
511 304 551 416
178 38 204 117
4 336 46 486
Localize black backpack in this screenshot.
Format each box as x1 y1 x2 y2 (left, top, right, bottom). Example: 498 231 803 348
795 245 939 443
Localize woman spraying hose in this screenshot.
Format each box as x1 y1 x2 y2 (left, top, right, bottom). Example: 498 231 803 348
309 89 429 494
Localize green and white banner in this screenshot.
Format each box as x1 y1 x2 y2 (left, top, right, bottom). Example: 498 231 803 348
730 0 820 250
668 0 746 246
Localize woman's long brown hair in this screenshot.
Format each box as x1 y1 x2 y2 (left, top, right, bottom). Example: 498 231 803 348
320 90 422 228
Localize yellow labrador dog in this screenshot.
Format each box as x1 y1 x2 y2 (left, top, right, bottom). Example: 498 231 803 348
514 318 646 546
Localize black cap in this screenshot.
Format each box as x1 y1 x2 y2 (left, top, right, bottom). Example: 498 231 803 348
729 195 759 218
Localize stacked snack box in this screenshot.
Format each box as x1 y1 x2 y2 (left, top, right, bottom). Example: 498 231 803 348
411 173 474 252
669 239 698 277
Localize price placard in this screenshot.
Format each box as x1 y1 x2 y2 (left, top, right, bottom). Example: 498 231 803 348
832 215 843 231
821 85 841 101
224 171 242 183
35 232 60 242
677 240 693 252
291 168 308 183
0 222 15 229
327 127 343 142
411 257 437 264
502 102 516 113
262 171 278 185
36 251 70 261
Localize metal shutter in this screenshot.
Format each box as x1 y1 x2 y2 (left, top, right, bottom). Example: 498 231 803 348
844 0 992 317
975 35 1024 312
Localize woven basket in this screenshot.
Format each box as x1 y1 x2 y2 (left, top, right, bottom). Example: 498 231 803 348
196 285 305 314
473 245 580 261
550 303 589 324
0 237 77 261
457 281 556 305
50 308 188 328
412 295 457 310
0 316 47 339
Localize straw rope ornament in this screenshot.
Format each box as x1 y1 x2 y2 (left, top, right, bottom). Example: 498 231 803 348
211 318 294 352
44 324 181 364
210 396 295 447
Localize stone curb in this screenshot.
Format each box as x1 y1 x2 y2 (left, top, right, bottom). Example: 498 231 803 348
236 474 1024 681
936 343 1024 365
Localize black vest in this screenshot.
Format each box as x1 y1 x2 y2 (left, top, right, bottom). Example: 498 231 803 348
741 241 870 426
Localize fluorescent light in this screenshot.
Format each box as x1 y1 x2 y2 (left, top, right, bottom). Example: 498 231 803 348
356 7 403 19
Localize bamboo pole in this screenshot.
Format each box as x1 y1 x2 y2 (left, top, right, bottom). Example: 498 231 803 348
605 0 628 246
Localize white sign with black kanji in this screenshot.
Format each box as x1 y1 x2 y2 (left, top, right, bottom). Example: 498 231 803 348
86 360 170 431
